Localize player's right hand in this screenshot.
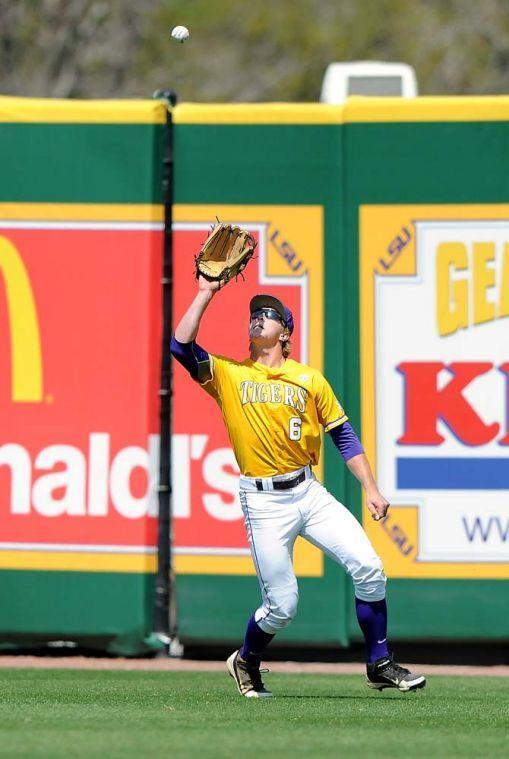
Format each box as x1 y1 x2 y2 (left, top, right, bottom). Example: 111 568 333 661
198 275 221 292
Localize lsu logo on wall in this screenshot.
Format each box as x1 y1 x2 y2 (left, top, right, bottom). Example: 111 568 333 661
360 204 509 579
172 204 324 577
0 210 164 573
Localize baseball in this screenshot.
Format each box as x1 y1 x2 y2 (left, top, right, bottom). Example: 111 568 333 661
171 25 190 43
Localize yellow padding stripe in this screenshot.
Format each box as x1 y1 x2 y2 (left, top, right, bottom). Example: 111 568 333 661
0 96 168 124
174 103 345 124
174 555 255 575
175 537 323 577
4 95 507 125
0 203 164 222
0 551 157 573
174 97 509 125
344 95 509 123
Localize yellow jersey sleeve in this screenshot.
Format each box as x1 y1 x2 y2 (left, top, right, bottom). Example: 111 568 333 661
314 372 348 432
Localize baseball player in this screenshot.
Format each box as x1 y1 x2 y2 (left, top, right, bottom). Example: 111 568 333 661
171 276 426 698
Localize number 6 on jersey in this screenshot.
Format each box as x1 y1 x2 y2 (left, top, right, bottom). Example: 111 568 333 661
289 416 302 441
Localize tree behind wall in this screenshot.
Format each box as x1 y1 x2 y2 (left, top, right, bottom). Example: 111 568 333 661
1 0 508 100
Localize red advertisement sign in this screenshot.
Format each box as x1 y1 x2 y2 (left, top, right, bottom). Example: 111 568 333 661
0 220 163 565
1 205 324 577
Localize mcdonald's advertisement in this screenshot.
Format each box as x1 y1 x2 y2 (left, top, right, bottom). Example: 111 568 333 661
0 207 164 573
0 204 325 578
360 204 509 579
172 204 324 577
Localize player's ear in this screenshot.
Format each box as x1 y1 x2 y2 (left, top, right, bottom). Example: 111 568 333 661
279 329 290 342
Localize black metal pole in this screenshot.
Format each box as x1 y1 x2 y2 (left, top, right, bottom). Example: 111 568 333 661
153 90 178 648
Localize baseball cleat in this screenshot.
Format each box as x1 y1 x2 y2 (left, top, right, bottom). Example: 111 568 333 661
366 654 426 692
226 650 273 698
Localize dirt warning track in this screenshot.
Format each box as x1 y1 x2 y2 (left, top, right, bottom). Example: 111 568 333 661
0 656 507 676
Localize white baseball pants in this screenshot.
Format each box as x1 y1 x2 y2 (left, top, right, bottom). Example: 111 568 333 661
238 466 386 634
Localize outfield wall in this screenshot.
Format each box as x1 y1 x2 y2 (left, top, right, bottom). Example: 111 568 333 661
0 95 508 654
342 98 509 641
173 98 509 646
172 105 350 645
0 96 167 654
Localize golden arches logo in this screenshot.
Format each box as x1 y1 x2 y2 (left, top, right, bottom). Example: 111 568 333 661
0 236 43 402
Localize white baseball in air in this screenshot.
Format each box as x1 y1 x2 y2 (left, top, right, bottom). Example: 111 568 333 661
171 25 190 43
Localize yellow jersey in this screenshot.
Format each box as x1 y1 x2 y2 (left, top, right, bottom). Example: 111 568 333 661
200 355 348 477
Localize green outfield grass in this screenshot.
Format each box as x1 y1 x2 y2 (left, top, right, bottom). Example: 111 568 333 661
0 668 507 758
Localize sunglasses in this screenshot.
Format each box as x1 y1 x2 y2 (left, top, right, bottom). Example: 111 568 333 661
250 308 285 325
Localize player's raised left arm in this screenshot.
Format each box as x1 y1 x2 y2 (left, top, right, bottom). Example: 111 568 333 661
171 277 218 382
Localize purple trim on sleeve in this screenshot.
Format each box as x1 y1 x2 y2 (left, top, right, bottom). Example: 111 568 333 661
328 421 364 462
170 335 211 382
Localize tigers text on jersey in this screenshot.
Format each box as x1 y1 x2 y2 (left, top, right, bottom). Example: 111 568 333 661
200 355 348 477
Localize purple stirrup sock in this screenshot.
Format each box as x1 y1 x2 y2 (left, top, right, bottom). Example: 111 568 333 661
355 597 390 664
239 614 275 665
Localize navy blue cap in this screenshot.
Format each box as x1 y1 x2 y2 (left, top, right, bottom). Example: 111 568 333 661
249 294 294 335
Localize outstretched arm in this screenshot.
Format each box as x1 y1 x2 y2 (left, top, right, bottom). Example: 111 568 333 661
171 277 219 382
174 277 219 343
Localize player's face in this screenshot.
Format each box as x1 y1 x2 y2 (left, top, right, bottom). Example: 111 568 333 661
249 308 288 344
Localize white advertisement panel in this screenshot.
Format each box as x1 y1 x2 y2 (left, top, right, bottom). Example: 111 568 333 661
360 205 509 578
